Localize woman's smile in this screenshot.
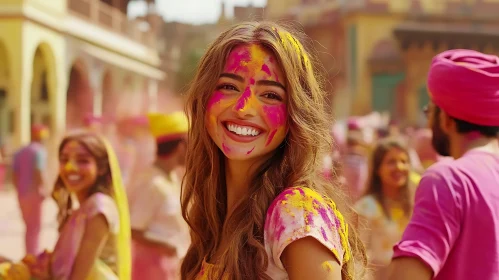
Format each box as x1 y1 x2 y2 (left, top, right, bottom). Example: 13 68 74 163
222 120 265 143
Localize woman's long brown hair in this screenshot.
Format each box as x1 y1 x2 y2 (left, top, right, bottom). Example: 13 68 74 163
52 131 114 230
181 21 367 279
365 137 414 219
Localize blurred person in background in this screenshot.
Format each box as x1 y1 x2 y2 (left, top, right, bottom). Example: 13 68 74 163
342 119 370 202
11 124 50 256
388 49 499 280
83 113 104 133
355 138 415 279
115 115 150 187
129 112 190 280
413 128 440 170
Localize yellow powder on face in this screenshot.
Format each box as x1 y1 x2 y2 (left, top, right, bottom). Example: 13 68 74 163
321 261 334 272
64 160 78 172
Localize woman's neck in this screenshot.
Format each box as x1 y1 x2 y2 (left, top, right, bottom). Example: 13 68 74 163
224 159 256 216
381 184 402 202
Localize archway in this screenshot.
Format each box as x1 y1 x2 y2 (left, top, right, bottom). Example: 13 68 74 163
0 41 10 155
66 61 93 129
30 44 56 133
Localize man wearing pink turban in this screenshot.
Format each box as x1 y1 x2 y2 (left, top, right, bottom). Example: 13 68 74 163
388 49 499 280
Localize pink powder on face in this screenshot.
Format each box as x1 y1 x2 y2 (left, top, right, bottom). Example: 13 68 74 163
266 129 278 146
207 91 225 109
225 48 251 72
261 64 272 76
222 143 231 154
246 147 255 155
234 86 252 111
263 104 287 128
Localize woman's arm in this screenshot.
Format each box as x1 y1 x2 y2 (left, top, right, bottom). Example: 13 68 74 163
69 214 110 280
282 237 342 280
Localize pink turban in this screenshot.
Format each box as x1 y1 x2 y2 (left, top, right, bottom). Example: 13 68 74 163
428 49 499 126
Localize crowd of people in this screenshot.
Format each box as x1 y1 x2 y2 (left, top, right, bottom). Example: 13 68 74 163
0 21 498 280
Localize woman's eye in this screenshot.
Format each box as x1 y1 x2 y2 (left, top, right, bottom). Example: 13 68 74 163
77 159 89 164
217 84 238 91
262 92 282 101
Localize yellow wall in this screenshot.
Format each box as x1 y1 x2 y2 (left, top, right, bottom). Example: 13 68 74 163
266 0 301 18
347 14 403 115
26 0 67 15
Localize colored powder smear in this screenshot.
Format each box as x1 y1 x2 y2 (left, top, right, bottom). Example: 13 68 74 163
266 187 352 264
222 143 231 154
246 147 255 155
64 161 78 172
266 129 278 146
207 91 225 109
262 104 286 128
322 261 334 272
234 87 252 111
261 64 271 76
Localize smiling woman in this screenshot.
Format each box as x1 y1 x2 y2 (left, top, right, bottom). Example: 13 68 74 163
0 131 131 280
181 22 367 280
354 137 415 279
206 44 288 160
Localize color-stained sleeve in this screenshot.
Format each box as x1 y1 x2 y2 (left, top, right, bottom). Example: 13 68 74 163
265 187 351 270
392 170 461 276
85 193 120 234
129 176 166 231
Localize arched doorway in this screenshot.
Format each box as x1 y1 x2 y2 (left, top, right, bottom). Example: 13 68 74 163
0 41 10 155
66 61 93 129
30 45 54 133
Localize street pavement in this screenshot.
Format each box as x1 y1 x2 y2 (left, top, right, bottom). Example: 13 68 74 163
0 188 58 261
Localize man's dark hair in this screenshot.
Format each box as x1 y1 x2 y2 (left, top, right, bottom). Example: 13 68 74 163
156 139 185 157
452 117 499 137
437 106 499 137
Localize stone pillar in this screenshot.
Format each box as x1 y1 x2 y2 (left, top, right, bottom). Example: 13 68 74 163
89 67 104 117
49 52 68 138
10 48 32 148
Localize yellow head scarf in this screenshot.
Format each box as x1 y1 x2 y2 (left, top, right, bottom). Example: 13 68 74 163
101 137 131 280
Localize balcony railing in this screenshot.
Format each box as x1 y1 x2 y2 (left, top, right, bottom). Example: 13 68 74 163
68 0 155 48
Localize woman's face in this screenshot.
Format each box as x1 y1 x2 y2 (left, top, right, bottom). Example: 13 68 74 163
59 140 99 196
377 147 409 190
206 44 288 161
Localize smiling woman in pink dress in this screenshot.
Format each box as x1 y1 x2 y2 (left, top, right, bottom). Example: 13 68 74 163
180 22 367 280
0 131 131 280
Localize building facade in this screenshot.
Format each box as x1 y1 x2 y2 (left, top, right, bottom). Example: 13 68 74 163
0 0 163 153
267 0 499 124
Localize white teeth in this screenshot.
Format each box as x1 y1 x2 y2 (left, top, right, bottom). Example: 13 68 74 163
68 174 81 181
227 124 260 136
